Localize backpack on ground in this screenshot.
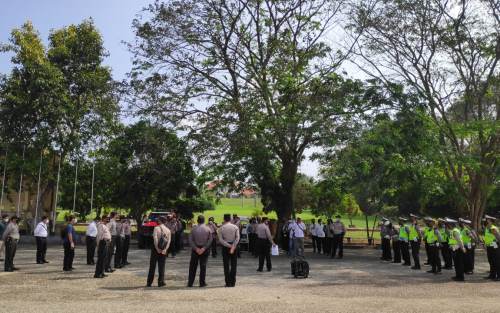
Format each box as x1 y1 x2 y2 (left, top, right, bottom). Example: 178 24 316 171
291 257 309 278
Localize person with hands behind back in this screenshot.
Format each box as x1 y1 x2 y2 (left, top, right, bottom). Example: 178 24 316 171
147 216 171 287
187 215 212 287
218 214 240 287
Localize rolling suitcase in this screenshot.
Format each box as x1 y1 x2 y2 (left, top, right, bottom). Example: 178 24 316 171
291 257 309 278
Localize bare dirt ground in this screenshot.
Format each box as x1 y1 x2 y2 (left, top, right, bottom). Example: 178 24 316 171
1 244 499 313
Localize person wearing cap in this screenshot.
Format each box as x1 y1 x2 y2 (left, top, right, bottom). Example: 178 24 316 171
459 218 478 275
121 218 132 266
218 214 240 287
315 219 326 254
380 218 392 261
188 215 212 287
438 218 453 269
331 215 345 259
2 216 20 272
85 217 98 265
424 219 442 274
207 217 218 258
105 212 118 272
408 214 422 270
483 215 500 280
0 214 8 262
114 215 124 269
391 222 401 263
147 216 171 287
255 217 276 272
422 217 432 266
94 216 111 278
34 216 50 264
398 217 411 266
446 218 466 281
165 214 178 258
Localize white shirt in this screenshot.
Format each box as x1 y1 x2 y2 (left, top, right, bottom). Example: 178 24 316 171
34 222 48 237
309 223 317 236
86 221 98 237
291 222 306 238
315 223 326 238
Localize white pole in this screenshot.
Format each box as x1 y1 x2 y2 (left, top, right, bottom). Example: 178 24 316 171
52 154 62 233
16 145 26 216
34 149 43 229
72 158 78 213
0 147 7 216
90 160 95 213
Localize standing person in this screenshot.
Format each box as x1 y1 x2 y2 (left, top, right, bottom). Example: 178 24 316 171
114 215 124 269
174 213 184 253
446 218 465 281
398 217 411 266
255 217 275 272
207 217 218 258
292 217 306 258
422 217 432 265
391 222 401 263
247 218 257 257
187 215 212 287
62 215 77 272
121 218 131 266
85 217 98 265
0 214 9 262
2 216 20 272
34 216 49 264
425 219 442 275
459 218 477 275
309 219 317 253
331 215 345 259
483 215 500 280
315 219 325 254
287 220 295 256
218 214 240 287
147 216 171 287
324 219 333 256
105 212 117 272
165 214 177 258
94 216 111 278
438 218 453 269
408 214 422 270
380 218 392 261
232 214 242 258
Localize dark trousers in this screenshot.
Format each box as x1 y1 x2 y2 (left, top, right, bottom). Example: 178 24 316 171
114 236 123 267
424 242 430 263
381 238 392 260
464 246 475 273
256 238 271 271
428 244 441 273
105 236 116 270
400 241 411 265
392 239 401 263
35 236 47 263
222 246 237 286
4 238 18 271
210 235 217 257
452 248 465 280
486 247 500 279
122 235 130 264
63 242 74 271
188 249 209 286
316 236 323 253
332 234 343 258
86 236 97 265
147 249 166 286
324 237 332 255
167 234 176 257
312 236 318 253
175 231 183 252
249 233 257 256
410 240 420 268
441 242 453 268
95 240 108 276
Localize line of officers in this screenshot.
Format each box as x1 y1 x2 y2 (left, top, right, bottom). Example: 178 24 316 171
379 214 500 281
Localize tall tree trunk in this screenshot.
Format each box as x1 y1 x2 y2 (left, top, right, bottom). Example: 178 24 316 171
468 174 489 230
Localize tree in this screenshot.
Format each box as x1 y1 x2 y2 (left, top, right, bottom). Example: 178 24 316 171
350 0 500 228
128 0 377 221
339 193 361 227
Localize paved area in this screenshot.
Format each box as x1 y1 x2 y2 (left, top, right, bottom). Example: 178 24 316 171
1 244 499 313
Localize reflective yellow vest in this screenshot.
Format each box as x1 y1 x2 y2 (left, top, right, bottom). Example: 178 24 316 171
484 225 498 247
448 228 461 246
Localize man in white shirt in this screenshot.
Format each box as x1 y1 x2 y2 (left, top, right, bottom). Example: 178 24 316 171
315 219 326 254
309 219 318 253
291 217 306 258
86 217 98 265
34 216 49 264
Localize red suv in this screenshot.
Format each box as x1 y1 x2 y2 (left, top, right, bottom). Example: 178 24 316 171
138 211 171 249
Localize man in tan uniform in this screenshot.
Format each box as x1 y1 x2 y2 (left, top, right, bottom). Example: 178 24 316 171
188 215 212 287
218 214 240 287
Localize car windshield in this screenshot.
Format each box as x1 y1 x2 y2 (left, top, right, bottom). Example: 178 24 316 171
147 213 165 222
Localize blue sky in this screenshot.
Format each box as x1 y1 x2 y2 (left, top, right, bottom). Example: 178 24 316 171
0 0 320 177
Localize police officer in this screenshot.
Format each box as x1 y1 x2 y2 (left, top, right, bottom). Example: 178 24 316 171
391 222 401 263
218 214 240 287
94 216 111 278
380 218 392 261
2 216 20 272
445 218 465 281
425 219 442 274
458 218 477 275
398 217 411 266
422 217 432 265
437 218 453 269
483 215 500 280
408 214 422 270
255 217 275 272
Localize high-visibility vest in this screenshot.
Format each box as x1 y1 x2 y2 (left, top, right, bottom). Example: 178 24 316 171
409 224 419 241
439 227 448 243
448 228 461 246
399 225 409 240
460 227 471 245
484 225 498 247
425 228 438 244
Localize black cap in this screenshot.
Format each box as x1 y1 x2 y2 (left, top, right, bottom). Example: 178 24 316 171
223 214 231 222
